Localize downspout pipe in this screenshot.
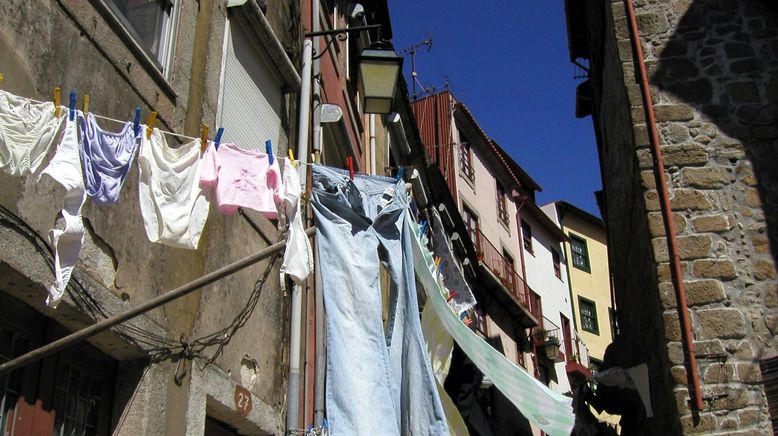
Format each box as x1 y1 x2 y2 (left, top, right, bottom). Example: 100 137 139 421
287 39 313 434
311 0 326 427
623 0 704 411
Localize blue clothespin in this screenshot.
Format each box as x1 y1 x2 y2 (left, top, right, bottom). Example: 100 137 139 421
133 106 141 137
265 139 274 164
214 127 224 150
68 91 76 121
396 167 405 181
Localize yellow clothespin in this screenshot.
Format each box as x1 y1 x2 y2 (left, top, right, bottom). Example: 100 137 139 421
82 95 90 114
288 149 298 168
0 73 4 84
200 124 209 152
53 87 61 116
146 111 158 139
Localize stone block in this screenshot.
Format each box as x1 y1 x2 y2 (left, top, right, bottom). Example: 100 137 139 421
656 57 699 81
692 259 736 280
644 189 660 211
636 12 669 34
726 81 760 103
647 211 687 236
751 233 770 254
654 104 695 122
661 143 709 166
745 188 761 207
734 341 755 360
680 167 732 188
637 149 654 169
724 42 756 59
730 58 763 74
670 189 713 211
679 412 716 434
702 362 734 384
692 215 731 232
658 261 689 282
698 308 747 339
703 384 749 411
634 124 649 147
752 258 777 280
678 234 714 260
686 279 726 306
671 365 687 384
735 362 762 384
664 311 682 341
737 407 761 426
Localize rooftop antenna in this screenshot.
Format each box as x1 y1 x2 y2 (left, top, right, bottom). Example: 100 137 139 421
402 33 433 99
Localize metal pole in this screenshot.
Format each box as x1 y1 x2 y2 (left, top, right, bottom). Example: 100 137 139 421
310 1 326 427
0 227 316 376
287 38 313 434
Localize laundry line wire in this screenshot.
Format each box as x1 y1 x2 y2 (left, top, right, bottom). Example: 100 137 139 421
12 91 432 170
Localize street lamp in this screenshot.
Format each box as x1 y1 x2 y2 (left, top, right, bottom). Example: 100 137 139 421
358 42 403 114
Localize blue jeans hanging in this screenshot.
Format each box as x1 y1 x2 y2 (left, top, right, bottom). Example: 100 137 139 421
311 164 448 436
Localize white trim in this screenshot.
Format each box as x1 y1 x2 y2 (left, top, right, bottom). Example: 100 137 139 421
215 15 232 127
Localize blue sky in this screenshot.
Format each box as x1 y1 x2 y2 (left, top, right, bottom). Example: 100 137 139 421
390 1 603 217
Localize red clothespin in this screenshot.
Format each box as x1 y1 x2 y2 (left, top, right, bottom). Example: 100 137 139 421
446 290 459 302
463 317 473 327
346 157 354 180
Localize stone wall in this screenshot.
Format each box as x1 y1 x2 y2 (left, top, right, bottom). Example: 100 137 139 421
600 0 778 433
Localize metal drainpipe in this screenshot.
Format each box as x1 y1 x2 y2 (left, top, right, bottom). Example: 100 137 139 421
287 39 313 434
311 0 327 427
623 0 704 411
369 114 377 174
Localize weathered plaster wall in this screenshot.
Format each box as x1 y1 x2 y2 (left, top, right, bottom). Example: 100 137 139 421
0 0 295 433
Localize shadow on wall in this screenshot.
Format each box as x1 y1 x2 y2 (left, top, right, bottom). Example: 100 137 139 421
651 0 778 262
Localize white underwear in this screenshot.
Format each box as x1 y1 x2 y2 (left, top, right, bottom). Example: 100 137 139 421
0 90 64 176
138 128 210 249
40 116 86 307
280 158 313 284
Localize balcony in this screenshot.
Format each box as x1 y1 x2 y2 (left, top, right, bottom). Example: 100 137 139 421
474 229 534 317
566 330 592 380
531 316 564 363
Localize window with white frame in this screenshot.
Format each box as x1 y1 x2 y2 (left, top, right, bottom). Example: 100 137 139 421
104 0 177 72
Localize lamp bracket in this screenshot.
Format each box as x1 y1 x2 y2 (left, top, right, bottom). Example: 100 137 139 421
305 24 382 60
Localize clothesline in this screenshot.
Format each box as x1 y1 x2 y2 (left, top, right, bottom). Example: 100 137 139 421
14 91 428 174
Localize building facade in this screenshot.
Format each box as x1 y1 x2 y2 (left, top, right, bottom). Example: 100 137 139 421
566 0 778 433
413 90 583 434
0 1 299 434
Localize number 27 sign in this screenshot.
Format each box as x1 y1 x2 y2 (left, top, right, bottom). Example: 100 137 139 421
234 385 253 417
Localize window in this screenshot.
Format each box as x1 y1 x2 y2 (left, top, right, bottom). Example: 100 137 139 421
552 249 561 279
459 142 475 182
521 222 533 254
462 206 479 252
529 291 542 320
105 0 177 72
496 184 509 226
579 297 599 334
502 249 515 286
570 234 590 272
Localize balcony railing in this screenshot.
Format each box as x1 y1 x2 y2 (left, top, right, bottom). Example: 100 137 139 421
474 229 533 315
531 316 561 347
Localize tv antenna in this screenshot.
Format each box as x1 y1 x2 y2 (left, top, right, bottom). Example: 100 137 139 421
402 33 433 98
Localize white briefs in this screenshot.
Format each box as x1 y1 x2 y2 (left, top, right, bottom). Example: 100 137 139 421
138 128 210 249
40 116 86 307
0 90 64 176
280 158 313 284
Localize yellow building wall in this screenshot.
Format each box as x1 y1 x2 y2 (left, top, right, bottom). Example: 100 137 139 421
562 214 613 362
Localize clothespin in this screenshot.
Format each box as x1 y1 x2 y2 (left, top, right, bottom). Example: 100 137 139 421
146 111 157 139
214 127 224 150
68 91 76 121
463 317 473 327
396 167 405 182
434 256 442 270
0 73 4 84
200 124 209 152
53 87 61 116
288 148 298 168
133 107 141 137
446 290 459 302
265 140 274 164
346 156 354 180
82 95 90 114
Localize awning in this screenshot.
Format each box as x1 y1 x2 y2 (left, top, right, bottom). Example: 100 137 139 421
411 218 575 436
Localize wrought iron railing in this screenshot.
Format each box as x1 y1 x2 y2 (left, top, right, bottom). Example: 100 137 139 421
531 316 561 347
474 230 533 315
